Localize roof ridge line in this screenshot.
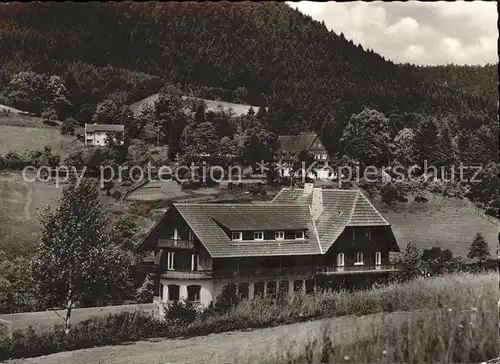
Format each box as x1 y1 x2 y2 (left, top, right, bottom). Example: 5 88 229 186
309 205 323 254
347 189 360 225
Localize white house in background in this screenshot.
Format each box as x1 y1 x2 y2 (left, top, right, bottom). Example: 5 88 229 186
84 123 125 146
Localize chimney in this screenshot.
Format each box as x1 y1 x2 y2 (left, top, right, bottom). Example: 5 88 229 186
311 187 324 220
303 182 314 196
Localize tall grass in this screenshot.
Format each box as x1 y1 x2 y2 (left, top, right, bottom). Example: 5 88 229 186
216 271 497 324
269 304 498 363
244 272 499 364
0 272 497 361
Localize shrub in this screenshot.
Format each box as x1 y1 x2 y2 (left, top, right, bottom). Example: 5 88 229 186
414 194 428 203
60 118 76 135
41 108 58 121
163 299 198 326
111 190 122 200
380 183 399 205
392 242 423 282
181 181 201 190
214 282 240 315
3 151 25 170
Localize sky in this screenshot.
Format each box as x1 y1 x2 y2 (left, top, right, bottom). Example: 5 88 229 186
287 1 498 66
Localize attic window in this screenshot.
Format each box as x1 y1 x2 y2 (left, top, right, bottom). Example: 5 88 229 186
232 232 242 241
254 231 264 241
337 211 343 216
295 231 305 240
275 231 285 240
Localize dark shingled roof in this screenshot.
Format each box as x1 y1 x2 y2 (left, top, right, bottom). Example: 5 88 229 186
277 133 318 155
174 203 321 258
85 124 125 132
212 210 308 231
272 188 390 252
141 187 396 258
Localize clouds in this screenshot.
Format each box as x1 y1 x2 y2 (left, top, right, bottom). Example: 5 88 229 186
287 1 498 65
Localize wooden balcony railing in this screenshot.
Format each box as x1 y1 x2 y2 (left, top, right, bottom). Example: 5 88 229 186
212 265 317 279
316 264 399 275
157 264 400 280
157 239 193 250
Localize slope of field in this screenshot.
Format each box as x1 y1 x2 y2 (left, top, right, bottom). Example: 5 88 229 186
130 94 259 117
372 193 498 259
125 180 187 201
0 172 62 257
2 310 430 364
0 125 79 156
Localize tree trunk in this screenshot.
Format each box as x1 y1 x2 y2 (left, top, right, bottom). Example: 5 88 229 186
64 288 73 335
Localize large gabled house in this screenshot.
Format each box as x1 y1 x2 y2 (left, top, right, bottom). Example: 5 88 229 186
139 184 400 308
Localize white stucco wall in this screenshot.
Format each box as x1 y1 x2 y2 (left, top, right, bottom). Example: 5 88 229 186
157 275 315 309
85 132 124 146
159 279 214 307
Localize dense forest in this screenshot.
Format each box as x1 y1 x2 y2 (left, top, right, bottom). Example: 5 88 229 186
0 2 497 143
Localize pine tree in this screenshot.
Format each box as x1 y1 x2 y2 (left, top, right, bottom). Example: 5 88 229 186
414 116 439 166
467 233 490 264
396 242 423 282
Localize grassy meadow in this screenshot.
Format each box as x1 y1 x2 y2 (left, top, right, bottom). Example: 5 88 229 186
1 272 497 362
372 192 498 259
242 272 499 364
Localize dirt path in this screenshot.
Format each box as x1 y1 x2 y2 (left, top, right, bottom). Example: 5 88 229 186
5 311 413 364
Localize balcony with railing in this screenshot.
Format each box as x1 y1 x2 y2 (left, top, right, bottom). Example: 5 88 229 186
157 238 193 250
159 264 399 280
213 265 317 279
316 264 399 275
160 266 317 280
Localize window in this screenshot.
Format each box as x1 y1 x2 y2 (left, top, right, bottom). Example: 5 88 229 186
322 154 327 160
254 231 264 241
173 228 179 240
167 252 175 270
375 252 382 266
187 285 201 302
167 284 179 301
232 232 242 241
275 231 284 240
295 231 305 240
337 253 345 267
238 283 249 299
279 280 289 296
254 282 265 297
355 252 364 265
366 228 372 241
188 230 194 242
305 279 315 294
352 229 356 241
266 281 276 297
293 280 304 292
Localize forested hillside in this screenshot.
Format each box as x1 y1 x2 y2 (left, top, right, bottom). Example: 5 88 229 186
0 2 497 148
